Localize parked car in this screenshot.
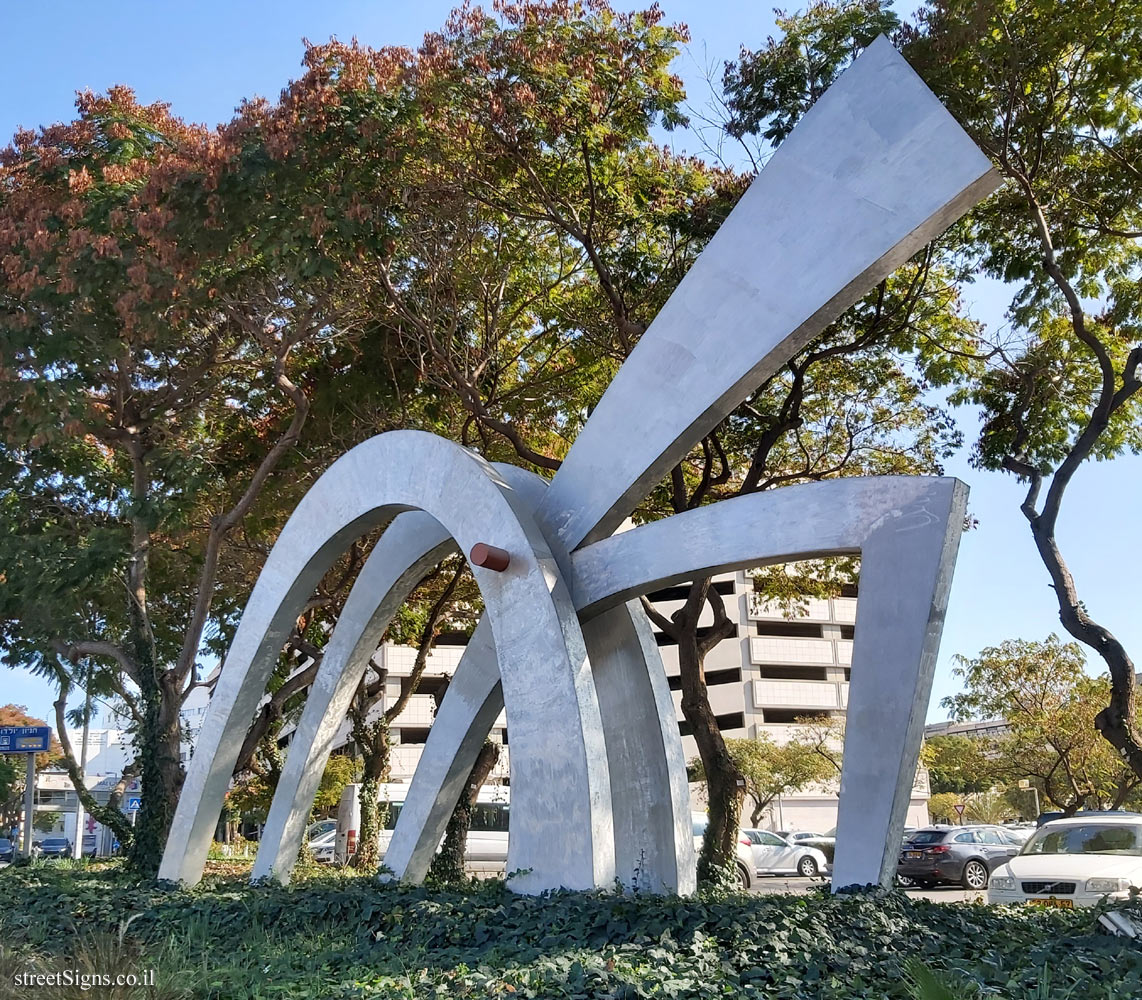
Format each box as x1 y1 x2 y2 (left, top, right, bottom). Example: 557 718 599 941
1001 824 1035 845
796 828 836 865
306 819 337 841
38 837 73 859
691 815 759 889
0 837 14 862
897 825 1021 890
309 830 336 865
336 782 511 875
82 833 97 858
988 815 1142 908
775 831 826 845
742 829 828 877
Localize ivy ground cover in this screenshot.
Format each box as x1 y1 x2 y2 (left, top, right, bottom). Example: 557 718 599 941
1 861 1139 998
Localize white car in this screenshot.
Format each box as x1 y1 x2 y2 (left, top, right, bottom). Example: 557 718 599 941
309 829 336 864
692 815 760 889
742 828 828 878
987 814 1142 908
776 830 826 845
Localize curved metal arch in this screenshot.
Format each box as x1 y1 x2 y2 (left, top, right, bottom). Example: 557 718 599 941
383 475 966 891
250 468 544 885
256 466 694 892
158 431 613 892
570 474 969 890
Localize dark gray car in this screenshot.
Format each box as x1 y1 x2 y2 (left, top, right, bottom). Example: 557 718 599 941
897 825 1021 890
38 836 72 859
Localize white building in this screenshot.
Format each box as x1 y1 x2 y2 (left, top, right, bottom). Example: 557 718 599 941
647 570 930 833
282 640 510 784
298 568 927 834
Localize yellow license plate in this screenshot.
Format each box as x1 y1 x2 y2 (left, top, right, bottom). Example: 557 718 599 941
1028 897 1073 908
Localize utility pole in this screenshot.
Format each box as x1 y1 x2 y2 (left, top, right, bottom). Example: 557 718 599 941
73 658 94 858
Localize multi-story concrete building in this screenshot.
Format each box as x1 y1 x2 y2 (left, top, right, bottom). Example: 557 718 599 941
924 718 1011 741
328 569 928 834
280 639 511 785
647 570 930 833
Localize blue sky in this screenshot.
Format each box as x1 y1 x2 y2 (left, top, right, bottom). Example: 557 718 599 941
1 1 1138 725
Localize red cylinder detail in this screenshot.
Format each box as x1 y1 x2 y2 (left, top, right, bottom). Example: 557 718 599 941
469 542 511 572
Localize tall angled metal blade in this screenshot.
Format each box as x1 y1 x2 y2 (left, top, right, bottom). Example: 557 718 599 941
539 36 999 550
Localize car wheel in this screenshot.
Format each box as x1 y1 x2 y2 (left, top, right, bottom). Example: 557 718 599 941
962 859 989 890
735 861 752 890
797 855 819 878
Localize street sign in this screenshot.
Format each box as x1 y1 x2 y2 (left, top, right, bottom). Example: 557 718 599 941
0 726 51 753
953 803 966 816
1 727 53 860
127 797 142 812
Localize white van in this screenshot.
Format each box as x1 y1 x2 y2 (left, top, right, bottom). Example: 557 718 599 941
335 782 510 874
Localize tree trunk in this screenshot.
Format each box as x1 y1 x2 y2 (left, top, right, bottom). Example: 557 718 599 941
52 691 136 848
351 720 390 871
429 740 501 883
677 628 744 886
1029 524 1142 780
749 796 773 828
134 665 185 874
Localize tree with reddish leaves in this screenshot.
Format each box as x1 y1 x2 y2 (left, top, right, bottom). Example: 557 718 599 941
0 75 414 871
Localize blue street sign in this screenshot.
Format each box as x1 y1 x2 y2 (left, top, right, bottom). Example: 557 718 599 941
0 726 51 753
127 797 142 812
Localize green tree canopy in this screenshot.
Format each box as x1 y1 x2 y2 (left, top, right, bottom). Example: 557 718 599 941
944 636 1141 813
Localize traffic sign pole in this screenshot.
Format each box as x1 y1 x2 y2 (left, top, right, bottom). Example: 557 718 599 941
22 753 35 857
0 726 54 857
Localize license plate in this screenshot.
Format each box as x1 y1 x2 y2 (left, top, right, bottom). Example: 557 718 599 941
1029 897 1073 909
905 851 922 859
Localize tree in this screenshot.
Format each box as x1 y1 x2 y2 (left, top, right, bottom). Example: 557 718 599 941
944 636 1142 814
349 560 472 871
963 788 1012 825
0 46 419 869
427 739 502 884
691 732 839 828
921 734 994 794
902 0 1142 776
723 1 901 148
0 757 19 828
313 754 357 815
927 791 960 824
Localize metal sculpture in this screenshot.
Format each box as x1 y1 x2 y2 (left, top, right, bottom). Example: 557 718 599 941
159 37 999 893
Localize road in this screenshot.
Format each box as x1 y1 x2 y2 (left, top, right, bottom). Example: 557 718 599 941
749 875 986 904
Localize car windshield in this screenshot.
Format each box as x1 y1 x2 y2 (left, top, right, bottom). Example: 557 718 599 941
906 830 950 845
43 838 67 846
1020 823 1142 857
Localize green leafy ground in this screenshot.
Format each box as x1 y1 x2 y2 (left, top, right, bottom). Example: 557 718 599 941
1 861 1139 998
